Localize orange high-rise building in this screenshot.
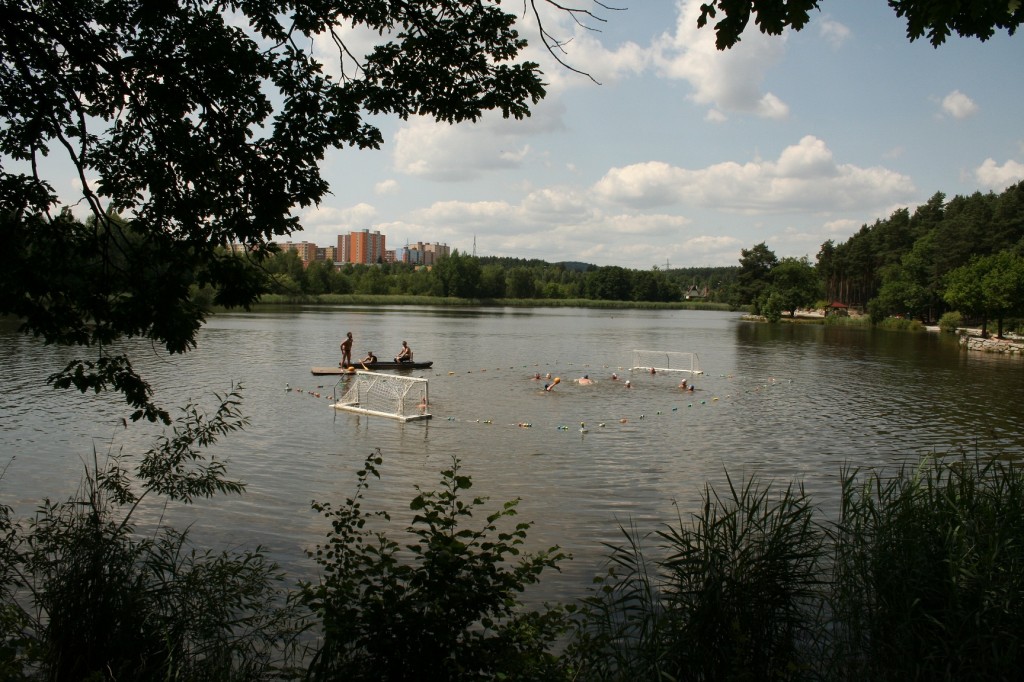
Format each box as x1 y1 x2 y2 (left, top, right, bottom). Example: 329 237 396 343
339 229 386 264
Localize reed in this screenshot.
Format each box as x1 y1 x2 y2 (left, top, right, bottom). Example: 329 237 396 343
830 455 1024 681
569 455 1024 680
568 474 828 681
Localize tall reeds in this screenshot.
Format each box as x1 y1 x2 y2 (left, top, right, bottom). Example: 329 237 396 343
568 455 1024 681
831 456 1024 681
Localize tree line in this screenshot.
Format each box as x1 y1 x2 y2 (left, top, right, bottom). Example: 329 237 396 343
260 249 739 305
714 182 1024 334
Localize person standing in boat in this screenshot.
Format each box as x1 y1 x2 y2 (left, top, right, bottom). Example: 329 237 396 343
394 340 413 363
340 331 353 367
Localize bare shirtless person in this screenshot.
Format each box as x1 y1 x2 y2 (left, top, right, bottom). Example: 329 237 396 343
394 340 413 363
340 331 353 367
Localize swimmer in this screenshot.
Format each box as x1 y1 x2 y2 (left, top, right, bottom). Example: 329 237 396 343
532 372 542 380
625 380 631 388
545 377 561 392
611 373 618 381
545 372 552 380
680 378 688 390
650 367 656 375
577 374 593 385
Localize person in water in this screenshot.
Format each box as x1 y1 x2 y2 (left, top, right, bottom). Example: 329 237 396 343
578 374 593 385
394 340 413 363
340 331 353 367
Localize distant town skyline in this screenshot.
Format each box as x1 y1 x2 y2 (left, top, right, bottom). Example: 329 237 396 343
276 228 450 267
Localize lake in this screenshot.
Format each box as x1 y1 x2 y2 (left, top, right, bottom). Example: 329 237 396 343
2 307 1023 602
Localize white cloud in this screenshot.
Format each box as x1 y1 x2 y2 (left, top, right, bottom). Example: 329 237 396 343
391 99 566 182
311 20 390 81
818 18 851 49
303 202 377 227
299 202 378 245
823 218 861 235
974 158 1024 190
591 136 916 213
705 109 727 123
940 90 978 120
652 0 789 118
515 5 649 93
374 179 398 195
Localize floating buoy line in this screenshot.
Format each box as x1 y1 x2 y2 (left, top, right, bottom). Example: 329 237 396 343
285 362 792 432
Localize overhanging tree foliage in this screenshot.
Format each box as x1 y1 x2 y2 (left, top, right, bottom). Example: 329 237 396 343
697 0 1023 49
0 0 610 422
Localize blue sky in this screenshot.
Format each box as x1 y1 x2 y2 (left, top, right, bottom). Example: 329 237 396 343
298 1 1024 269
28 1 1023 271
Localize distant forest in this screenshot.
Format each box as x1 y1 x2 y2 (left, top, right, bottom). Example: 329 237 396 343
257 182 1024 329
261 249 738 305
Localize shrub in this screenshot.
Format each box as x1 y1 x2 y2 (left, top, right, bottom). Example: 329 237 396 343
0 388 304 680
762 292 784 323
875 316 924 332
938 311 962 333
301 451 571 681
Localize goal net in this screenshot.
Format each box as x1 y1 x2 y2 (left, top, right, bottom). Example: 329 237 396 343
630 350 703 375
332 371 431 422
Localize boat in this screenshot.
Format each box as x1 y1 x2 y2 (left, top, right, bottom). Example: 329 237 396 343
310 361 434 375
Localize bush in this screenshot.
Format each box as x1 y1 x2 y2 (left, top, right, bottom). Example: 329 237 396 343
301 451 571 681
875 316 924 332
0 387 304 681
938 311 963 333
762 292 784 323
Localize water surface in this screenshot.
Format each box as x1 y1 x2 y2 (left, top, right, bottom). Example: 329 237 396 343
2 308 1022 601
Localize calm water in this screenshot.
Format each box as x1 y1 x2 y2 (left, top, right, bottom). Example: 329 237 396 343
2 307 1023 601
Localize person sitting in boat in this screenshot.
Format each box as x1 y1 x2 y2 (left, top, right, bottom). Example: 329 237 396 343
360 351 377 366
394 341 413 363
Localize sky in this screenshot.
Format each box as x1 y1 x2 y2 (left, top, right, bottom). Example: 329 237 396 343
24 1 1024 271
295 1 1024 270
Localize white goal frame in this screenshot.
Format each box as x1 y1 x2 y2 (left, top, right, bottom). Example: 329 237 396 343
630 350 703 375
332 371 431 422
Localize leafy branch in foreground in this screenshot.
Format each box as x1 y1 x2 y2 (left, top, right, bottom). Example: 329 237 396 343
0 388 304 680
301 450 572 681
1 0 609 421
